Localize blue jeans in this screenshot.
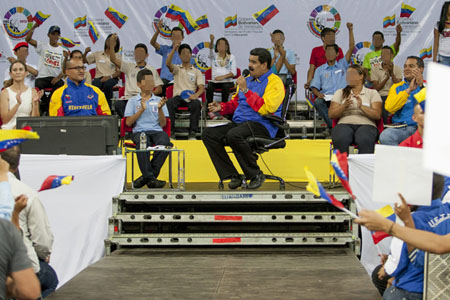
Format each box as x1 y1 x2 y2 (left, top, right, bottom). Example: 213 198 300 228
314 98 332 129
379 126 416 145
37 260 59 298
439 54 450 67
383 286 422 300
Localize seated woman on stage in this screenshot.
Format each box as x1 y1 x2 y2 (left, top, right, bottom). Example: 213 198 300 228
328 64 382 154
206 35 237 119
1 61 42 129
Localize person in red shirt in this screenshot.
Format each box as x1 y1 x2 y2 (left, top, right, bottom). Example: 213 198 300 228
399 91 425 148
305 28 344 89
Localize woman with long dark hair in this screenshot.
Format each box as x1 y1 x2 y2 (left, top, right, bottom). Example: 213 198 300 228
434 1 450 66
207 35 237 119
328 64 382 154
1 61 42 129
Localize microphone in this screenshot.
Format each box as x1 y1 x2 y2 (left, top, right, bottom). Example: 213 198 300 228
242 69 250 77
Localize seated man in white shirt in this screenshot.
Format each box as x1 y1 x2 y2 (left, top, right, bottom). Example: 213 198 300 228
0 146 58 299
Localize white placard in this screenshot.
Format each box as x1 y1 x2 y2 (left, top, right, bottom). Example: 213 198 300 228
424 62 450 177
372 145 433 206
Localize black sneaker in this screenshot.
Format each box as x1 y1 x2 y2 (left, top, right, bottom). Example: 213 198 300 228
247 172 265 189
133 176 149 189
147 178 166 189
228 175 244 190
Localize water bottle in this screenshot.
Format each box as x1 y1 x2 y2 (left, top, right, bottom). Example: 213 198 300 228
301 126 307 139
139 132 147 150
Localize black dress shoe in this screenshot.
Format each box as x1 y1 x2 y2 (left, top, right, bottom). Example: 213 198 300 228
133 176 149 189
247 173 265 189
147 178 166 188
228 175 244 189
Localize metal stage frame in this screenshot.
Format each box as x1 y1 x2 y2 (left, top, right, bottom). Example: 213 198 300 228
105 189 359 255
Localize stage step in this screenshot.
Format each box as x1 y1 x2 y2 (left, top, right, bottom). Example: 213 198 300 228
110 212 350 223
114 190 350 204
105 232 355 252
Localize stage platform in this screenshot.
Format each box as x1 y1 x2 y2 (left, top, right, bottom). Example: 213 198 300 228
47 247 380 300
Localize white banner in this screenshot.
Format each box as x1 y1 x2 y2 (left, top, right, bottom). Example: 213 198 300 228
19 154 126 288
0 0 443 89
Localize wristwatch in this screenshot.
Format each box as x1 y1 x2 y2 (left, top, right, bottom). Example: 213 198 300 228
242 88 249 94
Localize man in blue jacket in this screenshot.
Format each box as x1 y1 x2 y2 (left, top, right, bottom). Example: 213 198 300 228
202 48 285 190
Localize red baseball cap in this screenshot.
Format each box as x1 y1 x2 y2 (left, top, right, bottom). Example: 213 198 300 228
13 42 29 52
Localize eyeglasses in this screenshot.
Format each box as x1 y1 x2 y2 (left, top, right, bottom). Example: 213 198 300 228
67 66 86 71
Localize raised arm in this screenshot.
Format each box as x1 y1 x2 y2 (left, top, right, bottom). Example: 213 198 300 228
24 23 39 48
345 22 355 63
393 24 402 54
150 20 162 51
109 33 121 69
165 43 180 73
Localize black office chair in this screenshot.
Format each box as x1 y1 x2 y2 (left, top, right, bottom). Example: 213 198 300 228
218 83 294 190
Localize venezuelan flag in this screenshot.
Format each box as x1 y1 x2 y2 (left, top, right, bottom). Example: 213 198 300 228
0 127 39 152
166 5 199 34
400 3 416 18
88 21 99 44
371 205 396 244
224 14 237 28
105 6 128 29
38 175 74 192
60 37 81 48
305 166 345 209
195 15 209 30
383 15 396 28
33 11 51 26
74 16 87 29
252 4 279 26
330 150 355 198
419 46 432 60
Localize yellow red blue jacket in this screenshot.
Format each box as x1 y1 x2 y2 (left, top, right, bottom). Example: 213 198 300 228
220 70 285 138
49 78 111 116
385 80 424 126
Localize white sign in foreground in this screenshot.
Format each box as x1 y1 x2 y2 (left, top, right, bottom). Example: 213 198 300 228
372 145 432 206
424 62 450 177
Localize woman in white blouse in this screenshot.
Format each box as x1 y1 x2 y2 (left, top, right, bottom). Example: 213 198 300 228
1 61 41 129
207 35 237 110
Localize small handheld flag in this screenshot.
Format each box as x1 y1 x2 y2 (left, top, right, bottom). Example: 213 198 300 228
400 3 416 18
39 175 74 192
33 11 51 25
166 5 199 34
0 127 39 152
419 46 432 60
224 15 237 28
88 21 99 44
330 150 355 199
195 15 209 30
383 15 396 28
252 5 279 26
304 166 357 218
371 205 396 244
105 6 128 29
60 37 81 48
74 16 87 29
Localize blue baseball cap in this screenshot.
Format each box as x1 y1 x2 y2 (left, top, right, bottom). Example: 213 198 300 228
48 25 61 34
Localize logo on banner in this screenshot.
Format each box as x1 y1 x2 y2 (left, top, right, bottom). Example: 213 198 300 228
3 7 34 39
192 42 211 72
307 5 341 38
152 6 183 40
224 16 263 37
351 41 372 66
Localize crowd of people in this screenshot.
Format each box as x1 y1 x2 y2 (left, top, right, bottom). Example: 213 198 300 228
1 2 450 299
